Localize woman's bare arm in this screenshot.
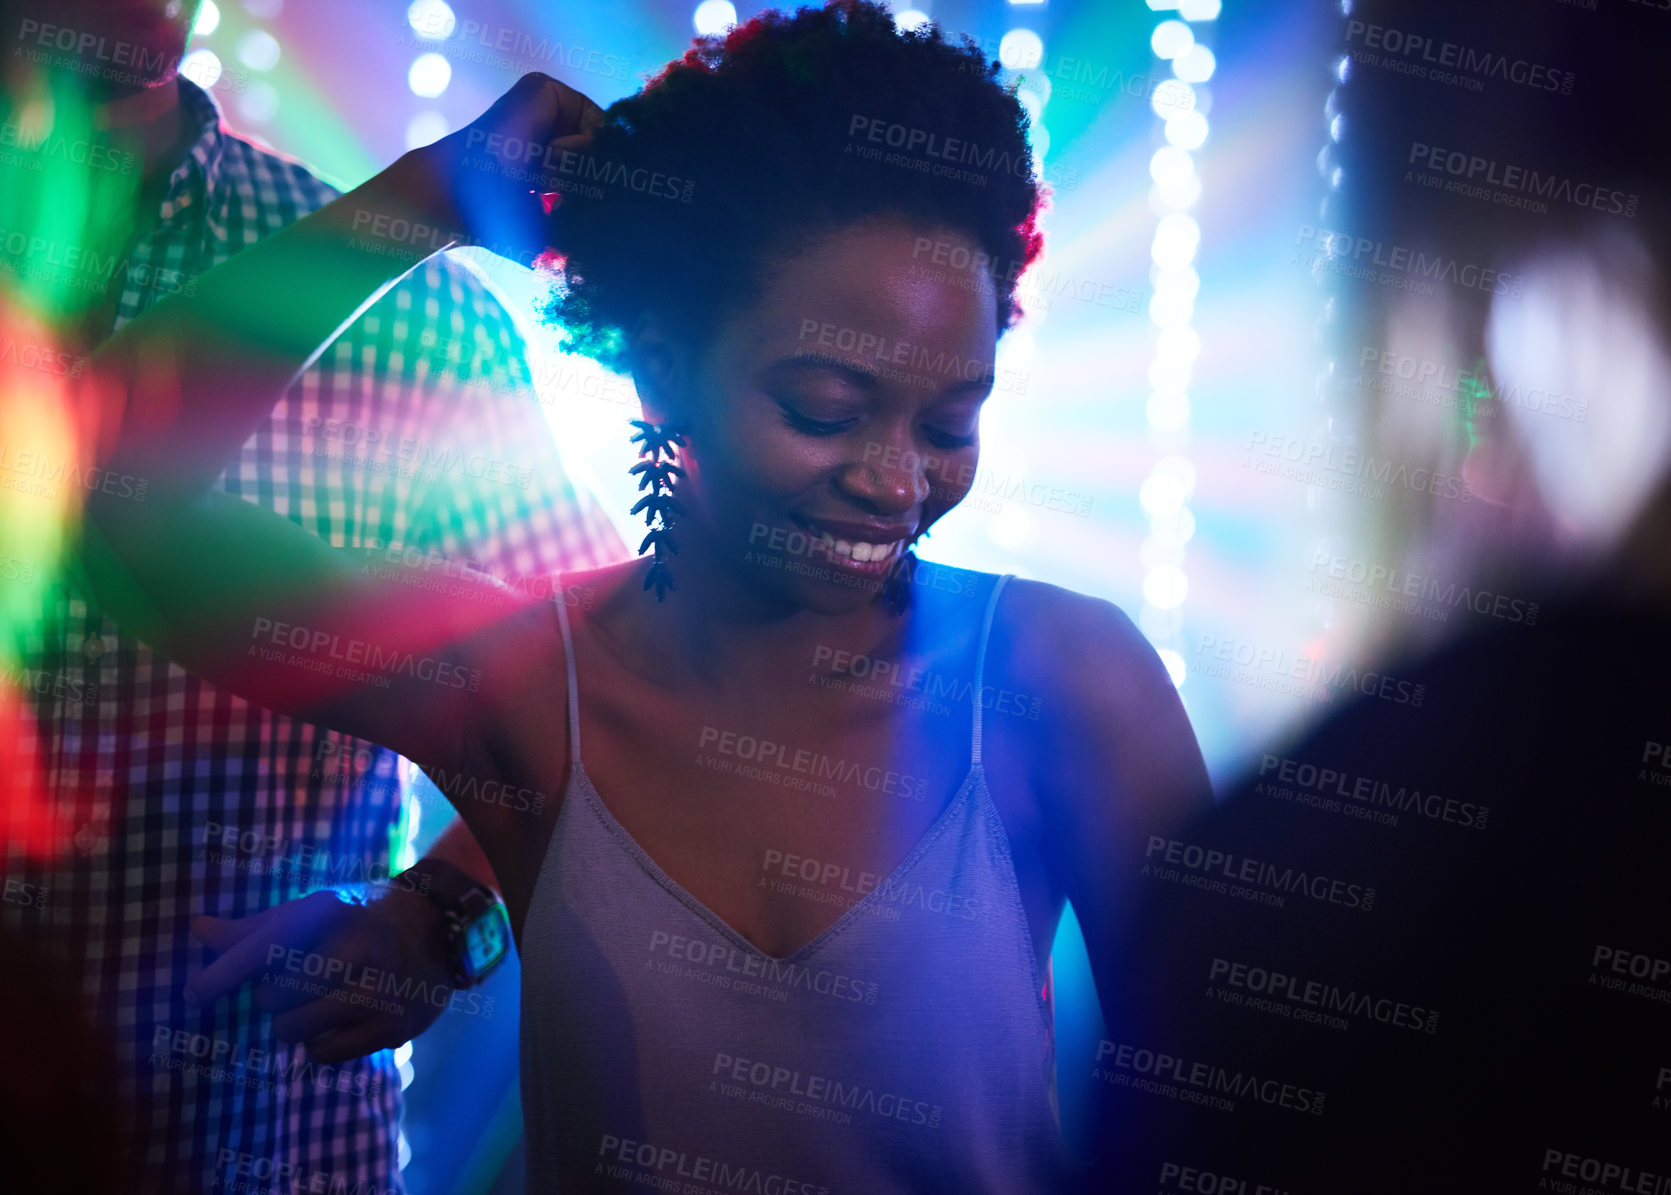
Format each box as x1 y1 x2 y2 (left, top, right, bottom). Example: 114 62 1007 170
1020 586 1214 1184
74 72 602 770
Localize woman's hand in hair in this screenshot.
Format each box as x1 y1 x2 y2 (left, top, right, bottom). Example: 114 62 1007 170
398 71 607 268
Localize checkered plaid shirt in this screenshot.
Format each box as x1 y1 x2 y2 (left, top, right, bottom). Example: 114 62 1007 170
1 78 622 1193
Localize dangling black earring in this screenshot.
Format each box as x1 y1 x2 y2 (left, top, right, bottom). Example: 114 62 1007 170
628 419 689 601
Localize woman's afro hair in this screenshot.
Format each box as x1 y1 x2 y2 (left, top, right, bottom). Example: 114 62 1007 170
538 0 1047 373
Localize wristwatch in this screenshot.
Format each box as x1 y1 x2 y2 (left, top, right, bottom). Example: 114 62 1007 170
403 858 511 988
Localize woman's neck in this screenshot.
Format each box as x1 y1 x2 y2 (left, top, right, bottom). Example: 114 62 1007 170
585 555 918 697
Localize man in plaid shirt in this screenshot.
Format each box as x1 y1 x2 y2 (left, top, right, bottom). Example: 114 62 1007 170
0 3 622 1190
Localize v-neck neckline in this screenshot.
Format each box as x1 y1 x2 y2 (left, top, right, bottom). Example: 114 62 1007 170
564 756 984 965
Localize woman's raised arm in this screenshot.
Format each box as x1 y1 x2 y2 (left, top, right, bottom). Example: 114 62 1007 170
73 72 604 768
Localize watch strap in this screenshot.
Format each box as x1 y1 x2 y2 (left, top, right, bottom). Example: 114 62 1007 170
397 857 506 987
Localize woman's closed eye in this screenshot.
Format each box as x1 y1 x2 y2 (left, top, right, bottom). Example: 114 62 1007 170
776 400 856 436
776 400 977 451
923 426 977 450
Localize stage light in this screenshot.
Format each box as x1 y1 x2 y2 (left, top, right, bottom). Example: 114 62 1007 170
1149 504 1198 547
1149 356 1193 391
1151 20 1193 60
243 0 283 17
1149 145 1194 187
1151 79 1196 119
1139 468 1190 517
235 29 281 72
237 80 280 123
408 52 452 98
1016 72 1052 106
1156 648 1187 687
991 505 1037 551
1157 324 1202 364
1173 44 1216 82
1164 110 1209 150
1147 390 1192 432
693 1 738 35
894 9 932 31
1154 265 1201 300
1151 173 1203 212
179 49 223 89
406 111 449 150
1143 565 1189 609
999 29 1045 70
1156 454 1198 495
1177 0 1222 19
1143 1 1215 688
1148 290 1195 327
194 1 221 36
1151 213 1201 268
407 0 456 39
1141 536 1185 570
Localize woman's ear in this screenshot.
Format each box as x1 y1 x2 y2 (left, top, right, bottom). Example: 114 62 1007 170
627 313 690 426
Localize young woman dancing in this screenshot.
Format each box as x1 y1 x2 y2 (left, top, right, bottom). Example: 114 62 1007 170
76 3 1211 1189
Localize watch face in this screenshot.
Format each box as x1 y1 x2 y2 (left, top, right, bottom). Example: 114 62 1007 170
464 904 510 980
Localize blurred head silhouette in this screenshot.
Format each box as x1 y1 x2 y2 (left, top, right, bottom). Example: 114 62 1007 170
1327 0 1671 597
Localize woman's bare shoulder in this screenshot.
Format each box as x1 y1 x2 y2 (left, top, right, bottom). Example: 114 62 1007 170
992 576 1162 697
993 575 1206 789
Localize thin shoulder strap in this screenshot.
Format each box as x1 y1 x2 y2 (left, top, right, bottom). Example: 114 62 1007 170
552 574 583 768
970 573 1014 768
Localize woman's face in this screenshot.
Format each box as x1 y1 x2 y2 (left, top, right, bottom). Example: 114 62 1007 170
657 218 1001 616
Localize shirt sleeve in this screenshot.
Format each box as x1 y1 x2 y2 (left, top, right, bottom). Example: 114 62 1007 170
396 253 627 578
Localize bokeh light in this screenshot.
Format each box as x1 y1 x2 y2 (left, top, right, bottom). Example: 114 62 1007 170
408 52 453 98
235 29 282 72
693 0 738 35
407 0 457 39
194 1 221 36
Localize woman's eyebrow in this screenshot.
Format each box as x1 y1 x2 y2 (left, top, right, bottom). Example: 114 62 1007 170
762 354 882 389
764 354 997 397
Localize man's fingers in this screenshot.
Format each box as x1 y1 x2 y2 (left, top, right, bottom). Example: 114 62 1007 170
252 977 314 1015
273 996 358 1046
306 1020 402 1066
191 909 276 953
185 890 339 1006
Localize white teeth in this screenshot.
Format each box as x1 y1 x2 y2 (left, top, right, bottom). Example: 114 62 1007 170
805 526 901 565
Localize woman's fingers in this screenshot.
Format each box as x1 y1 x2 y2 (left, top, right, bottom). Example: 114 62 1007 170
436 72 609 264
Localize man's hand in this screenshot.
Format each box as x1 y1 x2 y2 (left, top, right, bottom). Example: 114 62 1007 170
396 71 606 268
185 884 455 1065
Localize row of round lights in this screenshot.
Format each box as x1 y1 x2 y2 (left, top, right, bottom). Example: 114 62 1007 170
984 21 1051 555
400 0 749 148
1138 0 1219 690
405 0 456 147
1302 15 1355 652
